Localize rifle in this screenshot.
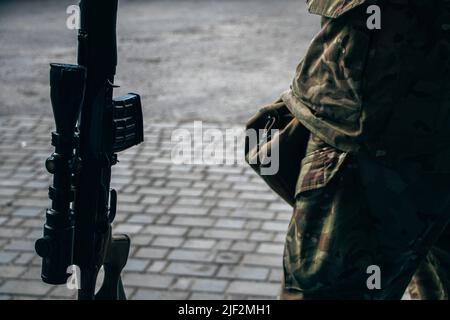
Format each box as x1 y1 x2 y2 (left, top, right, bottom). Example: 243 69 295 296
34 0 144 300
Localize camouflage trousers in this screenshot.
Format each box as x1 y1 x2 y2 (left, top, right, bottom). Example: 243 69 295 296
281 135 450 300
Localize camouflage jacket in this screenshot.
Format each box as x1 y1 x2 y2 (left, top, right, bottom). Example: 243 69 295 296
282 0 450 167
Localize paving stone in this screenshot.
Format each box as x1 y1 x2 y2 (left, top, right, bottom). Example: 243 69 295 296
211 182 232 190
168 205 209 216
4 217 23 227
120 204 146 214
48 286 77 299
135 248 169 259
215 252 241 264
247 295 277 300
273 233 286 243
122 185 138 194
230 241 257 253
187 228 205 238
231 209 275 220
141 196 162 205
0 238 7 248
183 239 216 250
127 214 155 224
119 194 142 203
13 295 47 300
276 212 292 221
0 188 19 197
261 221 288 232
168 249 216 263
4 240 35 252
172 216 215 227
214 190 238 199
170 277 193 291
147 261 167 273
0 266 26 278
191 279 229 293
160 197 176 206
249 231 274 242
0 179 23 187
215 218 246 229
189 292 225 300
133 289 189 300
13 198 49 208
0 280 51 296
166 180 191 188
244 220 262 230
203 228 248 240
124 258 149 272
217 200 246 209
131 235 153 246
242 254 282 268
217 266 269 281
268 269 283 283
152 236 184 248
24 181 49 189
25 229 42 240
239 192 278 201
268 202 292 212
123 273 174 289
209 208 231 217
203 190 217 197
20 266 41 280
177 189 204 197
114 213 128 223
0 252 18 264
0 198 13 207
257 243 284 255
165 262 217 277
145 205 169 215
0 227 28 238
214 240 232 250
202 199 217 207
14 252 35 265
114 224 143 234
169 173 204 182
227 281 280 297
139 187 177 196
176 197 203 206
225 175 249 183
143 225 188 236
233 183 268 192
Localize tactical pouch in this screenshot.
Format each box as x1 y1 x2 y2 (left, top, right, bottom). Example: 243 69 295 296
245 99 310 207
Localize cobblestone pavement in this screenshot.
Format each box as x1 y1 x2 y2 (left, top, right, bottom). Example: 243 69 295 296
0 115 293 300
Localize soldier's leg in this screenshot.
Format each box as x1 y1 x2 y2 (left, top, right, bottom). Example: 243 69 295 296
281 135 377 299
356 154 450 300
408 224 450 300
281 135 450 300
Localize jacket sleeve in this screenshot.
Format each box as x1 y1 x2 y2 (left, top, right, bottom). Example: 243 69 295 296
306 0 373 18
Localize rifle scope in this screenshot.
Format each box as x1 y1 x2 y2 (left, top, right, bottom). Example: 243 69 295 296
35 63 86 285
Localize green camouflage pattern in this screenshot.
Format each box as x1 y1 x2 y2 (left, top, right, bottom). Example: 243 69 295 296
281 135 450 299
306 0 369 18
282 0 450 167
278 0 450 299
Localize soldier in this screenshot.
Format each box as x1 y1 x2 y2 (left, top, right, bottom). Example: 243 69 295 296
279 0 450 299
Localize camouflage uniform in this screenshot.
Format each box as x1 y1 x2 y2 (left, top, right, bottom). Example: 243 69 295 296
280 0 450 299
